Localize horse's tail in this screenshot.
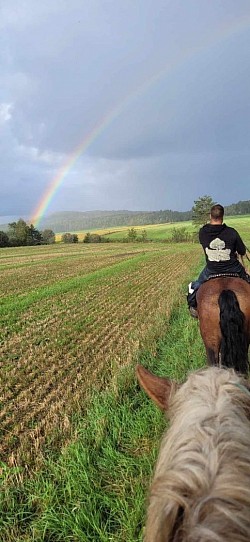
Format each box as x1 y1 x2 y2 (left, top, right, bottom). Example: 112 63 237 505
218 289 248 373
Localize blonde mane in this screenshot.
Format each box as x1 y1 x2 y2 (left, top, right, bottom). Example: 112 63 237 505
145 367 250 542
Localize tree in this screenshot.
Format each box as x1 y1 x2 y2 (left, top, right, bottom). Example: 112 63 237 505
83 233 102 243
8 219 29 245
170 227 190 243
0 231 9 247
192 195 215 226
127 227 137 242
41 229 55 244
5 218 44 246
61 233 78 243
83 232 91 243
27 224 42 245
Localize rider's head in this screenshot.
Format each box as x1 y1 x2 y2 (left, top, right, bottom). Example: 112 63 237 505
210 204 224 223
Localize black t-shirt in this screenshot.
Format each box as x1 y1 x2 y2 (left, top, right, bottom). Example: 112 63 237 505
199 223 246 273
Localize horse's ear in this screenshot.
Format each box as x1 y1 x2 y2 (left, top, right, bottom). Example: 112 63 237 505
136 365 173 410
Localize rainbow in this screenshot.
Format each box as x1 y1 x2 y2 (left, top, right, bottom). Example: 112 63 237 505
31 14 250 228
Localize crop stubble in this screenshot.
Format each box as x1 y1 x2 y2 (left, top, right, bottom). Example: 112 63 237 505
0 243 200 466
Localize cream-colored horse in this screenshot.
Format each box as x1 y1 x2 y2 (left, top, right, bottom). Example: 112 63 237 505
137 365 250 542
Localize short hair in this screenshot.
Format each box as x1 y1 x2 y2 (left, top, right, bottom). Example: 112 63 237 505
210 204 224 220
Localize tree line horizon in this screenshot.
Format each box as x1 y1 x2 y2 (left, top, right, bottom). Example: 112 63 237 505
1 196 249 247
38 198 250 232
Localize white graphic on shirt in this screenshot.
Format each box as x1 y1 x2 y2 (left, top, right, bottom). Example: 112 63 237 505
205 238 231 262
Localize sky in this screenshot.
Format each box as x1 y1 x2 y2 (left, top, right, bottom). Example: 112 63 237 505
1 0 250 225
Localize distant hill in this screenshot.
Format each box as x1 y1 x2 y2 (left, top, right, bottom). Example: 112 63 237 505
38 200 250 232
39 209 192 232
1 200 250 233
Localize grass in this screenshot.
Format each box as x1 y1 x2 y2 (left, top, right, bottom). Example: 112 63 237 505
0 272 205 541
1 217 249 541
0 243 202 467
0 294 205 542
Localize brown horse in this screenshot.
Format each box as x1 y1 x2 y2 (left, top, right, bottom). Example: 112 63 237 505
196 277 250 374
137 365 250 542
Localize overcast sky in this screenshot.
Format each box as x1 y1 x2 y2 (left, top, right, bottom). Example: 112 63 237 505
1 0 250 222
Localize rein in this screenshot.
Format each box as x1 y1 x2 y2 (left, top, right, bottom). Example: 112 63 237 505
245 245 250 263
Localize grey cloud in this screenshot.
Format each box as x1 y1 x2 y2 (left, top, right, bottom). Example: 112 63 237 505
1 0 250 218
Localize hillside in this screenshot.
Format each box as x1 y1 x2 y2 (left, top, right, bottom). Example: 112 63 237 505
1 200 250 233
39 200 250 232
39 209 192 232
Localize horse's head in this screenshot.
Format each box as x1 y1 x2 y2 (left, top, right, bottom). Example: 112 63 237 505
137 365 250 542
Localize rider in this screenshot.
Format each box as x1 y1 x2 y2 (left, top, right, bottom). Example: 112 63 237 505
187 203 250 317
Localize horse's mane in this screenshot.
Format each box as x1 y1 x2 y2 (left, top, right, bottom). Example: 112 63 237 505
145 367 250 542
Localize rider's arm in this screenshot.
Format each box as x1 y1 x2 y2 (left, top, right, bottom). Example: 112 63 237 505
242 255 249 271
238 253 244 265
237 252 248 272
235 231 246 256
198 227 205 247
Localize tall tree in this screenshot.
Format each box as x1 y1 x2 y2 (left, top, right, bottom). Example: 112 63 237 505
8 219 29 245
192 195 215 226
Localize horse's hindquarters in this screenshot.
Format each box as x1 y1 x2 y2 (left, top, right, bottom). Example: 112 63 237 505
197 277 250 371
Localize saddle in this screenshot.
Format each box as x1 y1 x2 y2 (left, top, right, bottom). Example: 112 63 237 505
206 272 241 281
206 272 250 284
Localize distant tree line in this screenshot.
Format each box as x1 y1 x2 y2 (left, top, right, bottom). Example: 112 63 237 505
38 199 250 233
60 232 104 243
60 229 148 243
2 198 249 248
0 219 55 247
41 209 193 232
224 200 250 216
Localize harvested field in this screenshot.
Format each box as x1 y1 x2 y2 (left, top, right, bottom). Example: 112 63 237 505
0 242 201 467
0 244 147 297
